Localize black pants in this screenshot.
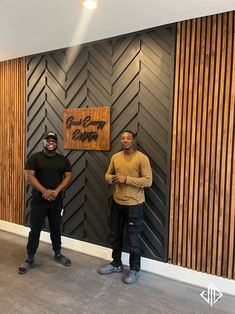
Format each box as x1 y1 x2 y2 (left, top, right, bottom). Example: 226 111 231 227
109 201 143 271
26 198 63 256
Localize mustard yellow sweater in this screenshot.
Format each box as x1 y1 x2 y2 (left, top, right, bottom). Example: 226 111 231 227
105 151 152 205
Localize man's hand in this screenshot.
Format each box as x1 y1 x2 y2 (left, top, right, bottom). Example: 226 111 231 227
112 174 127 184
52 189 60 199
42 189 55 201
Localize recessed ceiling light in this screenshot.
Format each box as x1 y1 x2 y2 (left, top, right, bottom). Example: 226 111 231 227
82 0 98 10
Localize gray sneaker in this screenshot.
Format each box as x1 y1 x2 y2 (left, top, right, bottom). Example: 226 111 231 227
18 258 34 274
124 270 140 284
98 263 123 275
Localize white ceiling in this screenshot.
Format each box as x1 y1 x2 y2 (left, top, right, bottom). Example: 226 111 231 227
0 0 234 61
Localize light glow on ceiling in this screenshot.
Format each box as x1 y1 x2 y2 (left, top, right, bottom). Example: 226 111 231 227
82 0 98 10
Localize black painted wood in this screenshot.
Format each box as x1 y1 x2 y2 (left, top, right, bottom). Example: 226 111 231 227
25 25 176 262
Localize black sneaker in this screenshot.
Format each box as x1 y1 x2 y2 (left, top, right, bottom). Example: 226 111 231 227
54 253 71 267
98 263 123 275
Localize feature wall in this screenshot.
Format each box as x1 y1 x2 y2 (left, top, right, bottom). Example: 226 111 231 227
25 26 176 263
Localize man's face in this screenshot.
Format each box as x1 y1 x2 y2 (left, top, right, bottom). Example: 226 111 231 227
43 137 57 152
120 132 135 150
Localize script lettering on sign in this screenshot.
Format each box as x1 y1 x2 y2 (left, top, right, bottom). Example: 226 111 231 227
63 107 110 150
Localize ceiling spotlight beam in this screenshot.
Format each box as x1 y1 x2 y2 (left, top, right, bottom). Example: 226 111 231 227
82 0 98 10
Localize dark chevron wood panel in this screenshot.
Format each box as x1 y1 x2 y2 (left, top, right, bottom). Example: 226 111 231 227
139 27 175 262
26 25 175 262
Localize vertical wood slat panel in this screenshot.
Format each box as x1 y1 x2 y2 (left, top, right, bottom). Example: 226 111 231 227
228 14 235 280
169 12 235 279
191 18 201 270
196 16 207 272
177 20 186 265
168 22 181 262
206 14 217 275
187 18 196 269
216 12 228 277
0 58 26 225
201 15 211 273
220 12 233 278
211 14 222 276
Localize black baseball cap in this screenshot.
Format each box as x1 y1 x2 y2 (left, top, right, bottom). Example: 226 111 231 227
44 131 58 141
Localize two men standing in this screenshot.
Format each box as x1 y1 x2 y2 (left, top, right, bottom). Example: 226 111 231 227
19 130 152 285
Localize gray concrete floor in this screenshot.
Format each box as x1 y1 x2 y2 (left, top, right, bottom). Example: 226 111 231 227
0 230 234 314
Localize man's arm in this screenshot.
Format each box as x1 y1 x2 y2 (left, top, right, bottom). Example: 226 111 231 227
125 173 152 187
126 156 152 187
112 156 152 187
25 170 54 200
52 172 72 198
105 157 115 184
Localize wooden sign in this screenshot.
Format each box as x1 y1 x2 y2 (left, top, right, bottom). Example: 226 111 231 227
63 107 110 150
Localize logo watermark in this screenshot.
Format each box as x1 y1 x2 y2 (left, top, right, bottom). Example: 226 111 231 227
200 284 223 306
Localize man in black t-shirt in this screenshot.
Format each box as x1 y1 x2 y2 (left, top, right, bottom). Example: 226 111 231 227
18 132 72 274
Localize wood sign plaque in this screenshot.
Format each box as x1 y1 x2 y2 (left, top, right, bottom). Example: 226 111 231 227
63 107 110 150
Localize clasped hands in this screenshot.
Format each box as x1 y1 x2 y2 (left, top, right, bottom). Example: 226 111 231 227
42 189 59 201
112 174 127 184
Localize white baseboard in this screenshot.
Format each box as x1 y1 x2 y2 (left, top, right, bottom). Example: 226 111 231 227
0 219 234 296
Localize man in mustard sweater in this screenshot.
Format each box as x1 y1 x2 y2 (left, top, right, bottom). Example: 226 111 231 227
98 130 152 284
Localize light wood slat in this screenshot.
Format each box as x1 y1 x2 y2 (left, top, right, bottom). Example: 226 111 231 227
180 20 190 267
211 14 222 276
196 16 206 272
233 152 235 280
206 14 217 274
227 13 235 280
176 22 186 263
216 13 228 277
0 58 26 224
186 18 196 268
201 15 211 273
191 18 201 270
170 11 235 279
174 21 185 264
221 11 234 278
168 22 181 263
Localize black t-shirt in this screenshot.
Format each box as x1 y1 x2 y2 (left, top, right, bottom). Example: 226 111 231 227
25 151 72 199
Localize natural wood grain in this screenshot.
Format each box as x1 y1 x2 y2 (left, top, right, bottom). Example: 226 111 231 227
63 107 110 151
170 12 235 279
0 58 26 224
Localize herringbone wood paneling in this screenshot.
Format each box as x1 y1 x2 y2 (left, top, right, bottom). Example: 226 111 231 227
169 12 235 279
26 26 175 262
0 58 26 224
